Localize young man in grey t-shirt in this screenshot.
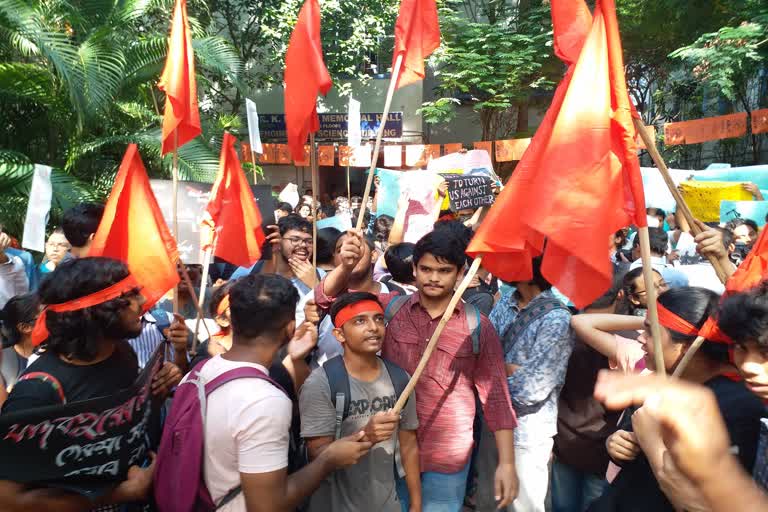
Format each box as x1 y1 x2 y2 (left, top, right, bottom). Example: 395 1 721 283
300 292 421 511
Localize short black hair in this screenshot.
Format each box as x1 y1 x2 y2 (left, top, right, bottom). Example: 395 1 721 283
646 207 666 220
38 257 139 361
229 274 299 339
353 208 371 229
530 256 552 291
727 218 759 235
276 202 293 214
317 227 342 265
718 281 768 347
658 286 719 342
320 205 336 219
329 292 382 327
62 203 104 247
278 214 312 236
632 227 667 255
433 220 472 252
384 243 415 284
374 215 394 245
1 293 39 348
586 268 626 310
413 231 466 269
715 227 734 251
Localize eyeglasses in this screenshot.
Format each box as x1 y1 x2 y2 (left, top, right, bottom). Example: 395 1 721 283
284 236 313 247
633 281 669 297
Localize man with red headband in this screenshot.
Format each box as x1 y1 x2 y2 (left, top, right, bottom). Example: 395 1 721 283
300 291 421 511
0 257 159 510
315 230 518 511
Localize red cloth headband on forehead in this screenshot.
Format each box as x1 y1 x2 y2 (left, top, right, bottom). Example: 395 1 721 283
698 316 733 345
31 274 140 346
656 301 699 337
217 294 230 317
333 300 384 328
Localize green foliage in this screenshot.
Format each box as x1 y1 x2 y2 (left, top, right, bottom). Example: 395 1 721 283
423 0 556 140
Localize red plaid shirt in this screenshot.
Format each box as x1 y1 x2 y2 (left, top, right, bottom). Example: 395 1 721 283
315 284 517 473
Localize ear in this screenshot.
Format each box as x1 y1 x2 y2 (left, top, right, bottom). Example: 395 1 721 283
18 323 33 335
216 316 230 329
88 233 96 242
284 320 296 340
332 327 346 345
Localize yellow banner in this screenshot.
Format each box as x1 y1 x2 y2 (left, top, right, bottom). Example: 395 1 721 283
679 181 752 222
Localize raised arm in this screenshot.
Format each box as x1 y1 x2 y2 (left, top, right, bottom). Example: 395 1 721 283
570 314 644 361
319 229 364 300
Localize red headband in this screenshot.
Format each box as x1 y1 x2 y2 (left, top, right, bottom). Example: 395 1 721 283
656 302 699 336
217 294 230 317
333 300 384 328
698 316 733 345
31 275 140 346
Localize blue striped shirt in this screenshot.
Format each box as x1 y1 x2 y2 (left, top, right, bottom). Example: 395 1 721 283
127 311 174 369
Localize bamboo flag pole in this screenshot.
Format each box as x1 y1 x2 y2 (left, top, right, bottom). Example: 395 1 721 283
672 336 706 378
179 262 212 342
172 132 180 315
392 256 483 413
249 150 258 184
192 242 215 354
355 54 403 231
633 117 728 284
637 226 666 377
310 133 319 272
346 163 351 203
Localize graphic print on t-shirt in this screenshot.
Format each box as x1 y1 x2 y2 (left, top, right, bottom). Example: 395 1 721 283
348 393 396 418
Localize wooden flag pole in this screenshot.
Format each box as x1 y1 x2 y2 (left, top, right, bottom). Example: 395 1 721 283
392 256 483 413
172 132 180 315
672 335 706 378
178 262 212 341
310 133 319 272
355 54 403 230
632 117 728 284
637 226 666 377
249 150 258 184
346 163 351 203
192 241 215 354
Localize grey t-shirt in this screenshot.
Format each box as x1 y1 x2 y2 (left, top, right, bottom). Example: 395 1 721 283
299 359 419 512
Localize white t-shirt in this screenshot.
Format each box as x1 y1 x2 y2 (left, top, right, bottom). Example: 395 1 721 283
189 355 292 512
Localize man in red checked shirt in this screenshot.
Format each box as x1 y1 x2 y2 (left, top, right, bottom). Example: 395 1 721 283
314 228 518 510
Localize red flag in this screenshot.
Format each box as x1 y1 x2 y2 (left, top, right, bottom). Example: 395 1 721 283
725 227 768 294
284 0 331 162
467 0 646 308
551 0 592 65
89 144 180 308
158 0 201 155
392 0 441 89
202 132 265 267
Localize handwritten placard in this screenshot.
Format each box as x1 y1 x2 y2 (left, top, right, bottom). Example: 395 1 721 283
441 174 495 211
0 345 164 491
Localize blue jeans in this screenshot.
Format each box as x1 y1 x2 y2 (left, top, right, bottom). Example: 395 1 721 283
396 460 471 512
550 459 610 512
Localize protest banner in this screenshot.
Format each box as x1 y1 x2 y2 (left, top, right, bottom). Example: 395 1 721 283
0 345 164 492
441 174 495 210
679 180 752 223
663 112 748 145
753 108 768 135
383 145 403 167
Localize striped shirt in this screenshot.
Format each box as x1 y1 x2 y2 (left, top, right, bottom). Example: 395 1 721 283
128 311 173 369
315 284 517 474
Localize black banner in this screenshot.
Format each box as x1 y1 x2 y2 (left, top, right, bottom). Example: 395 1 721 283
441 174 495 211
0 345 164 491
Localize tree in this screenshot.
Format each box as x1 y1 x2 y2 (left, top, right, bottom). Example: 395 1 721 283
419 0 556 141
670 3 767 163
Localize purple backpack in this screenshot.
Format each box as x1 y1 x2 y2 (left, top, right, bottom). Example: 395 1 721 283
154 359 287 512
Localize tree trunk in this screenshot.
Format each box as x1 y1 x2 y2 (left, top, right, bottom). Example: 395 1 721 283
516 100 529 134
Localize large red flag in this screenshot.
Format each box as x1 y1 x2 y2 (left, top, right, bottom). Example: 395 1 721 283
89 144 180 308
392 0 441 89
158 0 201 155
725 227 768 294
467 0 646 308
284 0 331 162
202 132 265 268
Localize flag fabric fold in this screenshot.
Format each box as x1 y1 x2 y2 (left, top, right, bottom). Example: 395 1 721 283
725 226 768 295
202 132 265 268
246 98 264 154
467 0 646 308
158 0 201 155
284 0 331 161
392 0 441 89
89 144 180 308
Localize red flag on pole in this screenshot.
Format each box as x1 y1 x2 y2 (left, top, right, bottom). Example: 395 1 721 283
392 0 441 89
89 144 180 308
158 0 201 155
284 0 331 162
202 132 265 267
467 0 646 308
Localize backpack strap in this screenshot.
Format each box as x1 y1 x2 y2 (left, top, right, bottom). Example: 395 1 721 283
17 371 66 404
383 295 410 324
465 303 481 355
502 297 568 355
381 358 411 478
322 356 351 440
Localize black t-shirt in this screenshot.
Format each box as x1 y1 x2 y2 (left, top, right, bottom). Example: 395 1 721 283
590 375 765 512
1 340 139 414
